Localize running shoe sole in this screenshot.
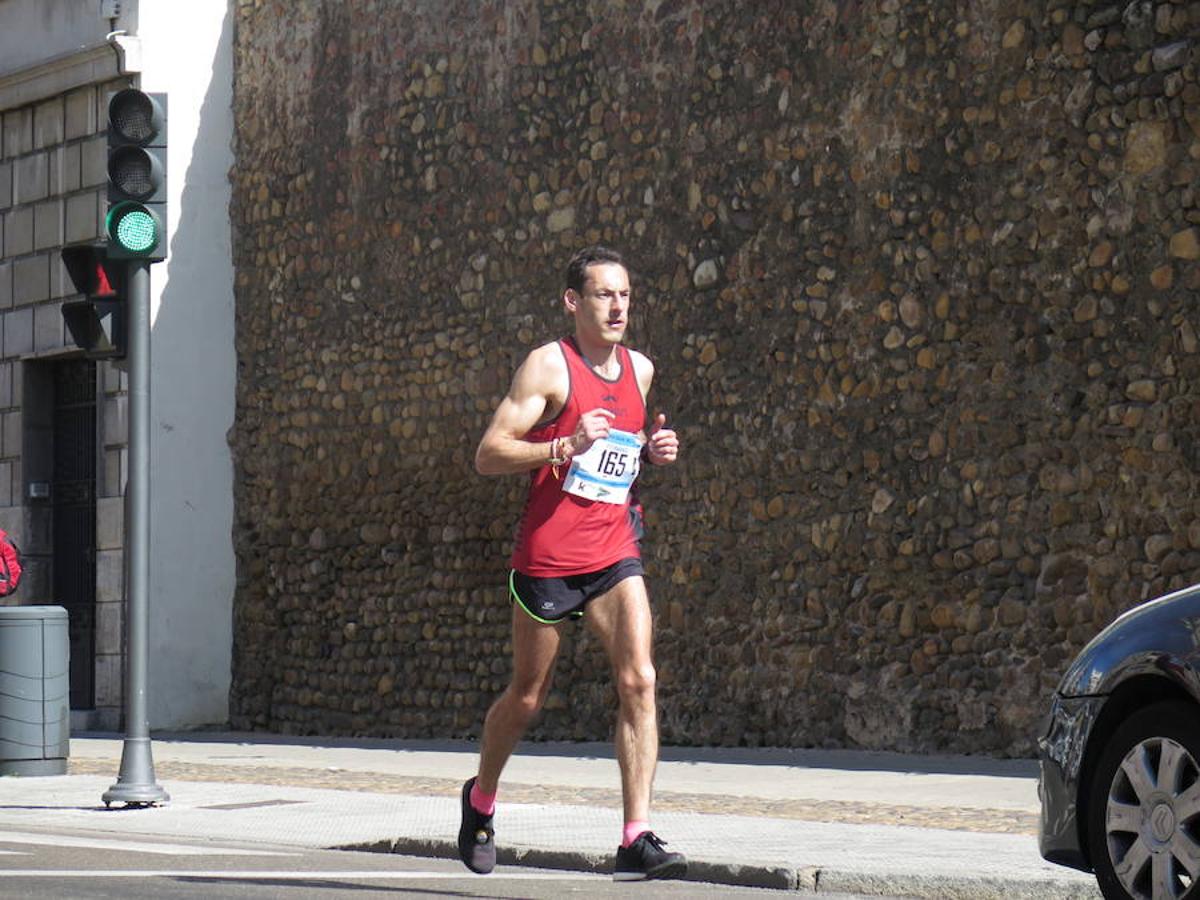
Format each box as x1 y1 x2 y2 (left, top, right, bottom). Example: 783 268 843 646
613 858 688 881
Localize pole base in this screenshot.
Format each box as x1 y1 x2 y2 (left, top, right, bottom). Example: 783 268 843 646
102 736 169 808
102 784 170 808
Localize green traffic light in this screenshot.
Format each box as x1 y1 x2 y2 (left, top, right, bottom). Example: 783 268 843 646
105 90 166 262
116 210 156 251
106 202 161 255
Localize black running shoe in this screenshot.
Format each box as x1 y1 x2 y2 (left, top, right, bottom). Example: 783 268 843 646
613 831 687 881
457 777 495 874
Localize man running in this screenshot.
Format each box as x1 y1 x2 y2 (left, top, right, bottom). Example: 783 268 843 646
458 245 686 882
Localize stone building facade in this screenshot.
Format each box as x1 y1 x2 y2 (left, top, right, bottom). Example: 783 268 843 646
0 41 136 728
229 0 1200 755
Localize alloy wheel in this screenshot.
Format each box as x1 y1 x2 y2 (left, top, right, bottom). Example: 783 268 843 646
1105 736 1200 900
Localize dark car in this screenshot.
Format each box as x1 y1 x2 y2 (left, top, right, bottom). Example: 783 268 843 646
1038 583 1200 900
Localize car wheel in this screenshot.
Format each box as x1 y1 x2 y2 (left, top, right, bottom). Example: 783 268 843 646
1087 700 1200 900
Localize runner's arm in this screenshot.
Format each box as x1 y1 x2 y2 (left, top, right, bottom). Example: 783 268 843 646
630 350 678 466
475 346 566 476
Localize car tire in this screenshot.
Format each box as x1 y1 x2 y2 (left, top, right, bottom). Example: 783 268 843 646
1087 700 1200 900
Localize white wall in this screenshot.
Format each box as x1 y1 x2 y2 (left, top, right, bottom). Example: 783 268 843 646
137 1 236 728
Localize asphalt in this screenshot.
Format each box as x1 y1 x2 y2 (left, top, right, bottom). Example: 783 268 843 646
0 732 1101 898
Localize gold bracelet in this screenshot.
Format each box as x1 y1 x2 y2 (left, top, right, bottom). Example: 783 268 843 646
548 436 568 467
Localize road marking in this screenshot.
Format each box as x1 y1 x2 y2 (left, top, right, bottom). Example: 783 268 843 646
0 870 600 880
0 833 299 857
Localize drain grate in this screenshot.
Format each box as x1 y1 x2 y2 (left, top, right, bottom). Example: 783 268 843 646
198 799 310 811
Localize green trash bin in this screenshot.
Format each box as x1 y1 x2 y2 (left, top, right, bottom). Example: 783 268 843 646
0 605 70 775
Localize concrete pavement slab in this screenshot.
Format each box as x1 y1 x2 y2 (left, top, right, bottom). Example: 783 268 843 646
70 733 1041 812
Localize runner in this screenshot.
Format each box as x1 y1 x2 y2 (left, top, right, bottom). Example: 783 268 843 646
458 245 686 882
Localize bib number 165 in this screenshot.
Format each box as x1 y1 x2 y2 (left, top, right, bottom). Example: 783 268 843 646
598 448 629 477
561 428 642 504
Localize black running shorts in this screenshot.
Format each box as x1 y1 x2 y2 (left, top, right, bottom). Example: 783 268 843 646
509 558 645 625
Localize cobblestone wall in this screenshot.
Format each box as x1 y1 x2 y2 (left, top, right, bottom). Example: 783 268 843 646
229 0 1200 755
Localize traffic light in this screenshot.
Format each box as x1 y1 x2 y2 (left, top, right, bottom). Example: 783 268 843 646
106 89 167 261
61 243 127 359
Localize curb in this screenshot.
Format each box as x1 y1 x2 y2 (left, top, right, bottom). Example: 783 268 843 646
344 837 806 890
341 837 1101 897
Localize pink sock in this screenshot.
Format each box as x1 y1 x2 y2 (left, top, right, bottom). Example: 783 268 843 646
470 781 496 816
622 820 650 848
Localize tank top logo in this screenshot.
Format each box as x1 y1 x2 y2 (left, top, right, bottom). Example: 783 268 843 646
599 393 629 419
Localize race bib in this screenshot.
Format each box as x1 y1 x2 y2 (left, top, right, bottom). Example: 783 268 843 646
562 429 642 505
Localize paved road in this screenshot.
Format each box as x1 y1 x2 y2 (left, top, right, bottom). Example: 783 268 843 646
0 829 906 899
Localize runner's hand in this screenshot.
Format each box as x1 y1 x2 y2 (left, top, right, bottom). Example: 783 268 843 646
570 408 615 456
645 413 678 465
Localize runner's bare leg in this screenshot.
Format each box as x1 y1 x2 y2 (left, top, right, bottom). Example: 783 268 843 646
587 575 657 824
476 605 562 794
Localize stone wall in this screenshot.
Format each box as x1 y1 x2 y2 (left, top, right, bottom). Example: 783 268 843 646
229 0 1200 755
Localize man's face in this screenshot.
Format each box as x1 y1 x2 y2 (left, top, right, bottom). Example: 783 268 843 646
569 262 630 345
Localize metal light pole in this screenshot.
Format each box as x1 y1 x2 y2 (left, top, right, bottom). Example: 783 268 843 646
102 259 168 808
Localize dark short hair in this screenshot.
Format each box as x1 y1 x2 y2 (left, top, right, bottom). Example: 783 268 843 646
565 246 626 293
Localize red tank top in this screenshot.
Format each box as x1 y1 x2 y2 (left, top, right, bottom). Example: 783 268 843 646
510 337 647 576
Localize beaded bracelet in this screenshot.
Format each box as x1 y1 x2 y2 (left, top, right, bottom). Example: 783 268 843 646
549 436 569 478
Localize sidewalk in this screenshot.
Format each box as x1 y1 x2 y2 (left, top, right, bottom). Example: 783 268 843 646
0 732 1100 898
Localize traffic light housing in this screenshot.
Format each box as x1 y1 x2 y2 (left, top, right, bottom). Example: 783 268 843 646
106 89 167 261
61 243 127 359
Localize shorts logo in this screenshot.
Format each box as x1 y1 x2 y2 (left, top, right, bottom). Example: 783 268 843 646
541 601 555 611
